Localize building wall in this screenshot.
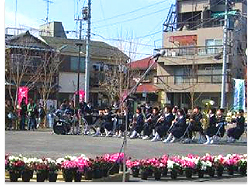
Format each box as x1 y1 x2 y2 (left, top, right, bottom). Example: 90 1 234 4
59 72 85 93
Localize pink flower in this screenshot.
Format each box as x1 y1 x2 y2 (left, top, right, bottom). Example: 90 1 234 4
61 160 77 169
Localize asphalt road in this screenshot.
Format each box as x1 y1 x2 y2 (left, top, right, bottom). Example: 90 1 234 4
5 130 247 182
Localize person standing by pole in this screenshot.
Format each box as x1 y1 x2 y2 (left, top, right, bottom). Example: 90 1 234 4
19 97 27 130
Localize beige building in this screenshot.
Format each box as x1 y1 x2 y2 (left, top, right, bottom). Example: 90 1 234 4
155 0 247 109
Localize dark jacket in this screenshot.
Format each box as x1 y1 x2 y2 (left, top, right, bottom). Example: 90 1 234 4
164 113 174 127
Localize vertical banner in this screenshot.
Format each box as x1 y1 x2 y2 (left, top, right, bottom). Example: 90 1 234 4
74 90 85 102
18 86 29 106
233 79 245 111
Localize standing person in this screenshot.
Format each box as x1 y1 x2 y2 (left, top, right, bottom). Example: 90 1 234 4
47 105 55 128
163 108 187 143
37 103 45 128
60 99 69 111
203 108 217 145
68 100 79 135
151 106 174 142
5 100 14 130
19 97 27 130
130 107 144 139
27 99 36 131
227 109 245 142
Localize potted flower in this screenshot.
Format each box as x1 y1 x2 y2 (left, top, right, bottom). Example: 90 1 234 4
46 158 60 182
139 159 152 180
224 154 238 175
201 154 215 177
167 160 180 179
195 159 208 178
151 160 165 181
159 155 168 177
61 160 77 182
21 157 36 182
181 157 196 179
213 155 225 177
74 155 90 182
6 155 25 182
92 157 103 179
83 160 93 180
238 158 247 176
126 160 140 177
34 158 48 182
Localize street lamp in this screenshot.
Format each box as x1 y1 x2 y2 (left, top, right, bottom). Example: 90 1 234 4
75 43 83 108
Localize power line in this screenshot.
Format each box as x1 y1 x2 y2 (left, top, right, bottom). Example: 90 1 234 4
92 7 169 29
92 0 169 24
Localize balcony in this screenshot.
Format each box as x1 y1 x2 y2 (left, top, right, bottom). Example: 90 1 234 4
156 45 223 65
154 74 231 93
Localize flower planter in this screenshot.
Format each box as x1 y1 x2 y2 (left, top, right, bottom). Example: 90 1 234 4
74 171 82 182
162 168 168 177
185 168 193 179
227 166 234 176
170 170 178 179
140 170 148 180
36 171 46 182
102 168 109 177
93 169 102 179
9 170 19 182
48 171 58 182
63 169 74 182
154 171 161 181
198 170 204 178
84 169 93 180
147 168 153 177
207 167 215 177
216 166 224 177
21 170 33 182
120 164 128 172
131 168 139 177
239 166 247 176
178 168 183 175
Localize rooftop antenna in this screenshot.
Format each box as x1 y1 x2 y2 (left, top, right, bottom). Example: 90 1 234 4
43 0 53 24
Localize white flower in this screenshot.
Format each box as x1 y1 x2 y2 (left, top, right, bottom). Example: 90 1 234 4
56 158 65 164
167 160 175 169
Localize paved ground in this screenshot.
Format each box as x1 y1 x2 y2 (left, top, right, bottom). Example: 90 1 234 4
5 130 247 182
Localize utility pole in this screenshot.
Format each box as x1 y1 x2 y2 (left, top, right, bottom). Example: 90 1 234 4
75 7 83 108
220 0 228 109
84 0 91 103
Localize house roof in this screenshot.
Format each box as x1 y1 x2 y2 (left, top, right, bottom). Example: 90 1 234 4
40 36 129 61
129 56 157 70
136 84 160 93
5 31 52 51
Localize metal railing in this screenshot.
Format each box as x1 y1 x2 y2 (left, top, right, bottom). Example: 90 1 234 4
161 45 223 57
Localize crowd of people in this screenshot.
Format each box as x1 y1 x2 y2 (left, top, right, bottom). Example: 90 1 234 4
5 97 246 145
5 97 51 131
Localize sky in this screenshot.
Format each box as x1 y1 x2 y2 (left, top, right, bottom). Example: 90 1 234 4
4 0 174 60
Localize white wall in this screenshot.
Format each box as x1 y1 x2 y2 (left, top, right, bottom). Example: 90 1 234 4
59 72 85 93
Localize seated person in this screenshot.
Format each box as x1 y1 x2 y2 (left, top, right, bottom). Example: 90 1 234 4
227 109 245 142
93 108 113 137
130 107 144 139
163 108 187 143
215 108 226 138
151 106 174 142
187 106 206 142
142 107 160 140
203 108 217 144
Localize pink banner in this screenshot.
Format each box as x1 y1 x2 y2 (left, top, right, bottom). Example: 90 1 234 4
18 86 28 106
75 90 85 102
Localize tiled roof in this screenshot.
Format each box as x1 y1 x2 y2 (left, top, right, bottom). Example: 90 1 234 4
136 83 160 93
40 36 129 61
129 56 156 70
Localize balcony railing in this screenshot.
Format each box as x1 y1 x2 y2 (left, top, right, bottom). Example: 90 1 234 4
154 74 231 85
160 45 223 57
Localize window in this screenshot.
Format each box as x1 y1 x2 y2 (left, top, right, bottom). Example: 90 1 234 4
205 39 222 54
174 68 192 84
70 56 85 72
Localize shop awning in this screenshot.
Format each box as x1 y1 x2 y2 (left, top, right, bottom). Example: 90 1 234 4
136 84 160 93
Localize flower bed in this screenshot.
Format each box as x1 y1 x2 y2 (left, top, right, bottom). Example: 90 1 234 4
5 153 247 182
5 153 124 182
126 153 247 180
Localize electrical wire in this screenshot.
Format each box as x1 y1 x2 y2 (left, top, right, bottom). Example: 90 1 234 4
92 0 169 24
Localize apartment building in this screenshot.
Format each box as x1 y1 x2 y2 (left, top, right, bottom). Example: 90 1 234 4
155 0 247 109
